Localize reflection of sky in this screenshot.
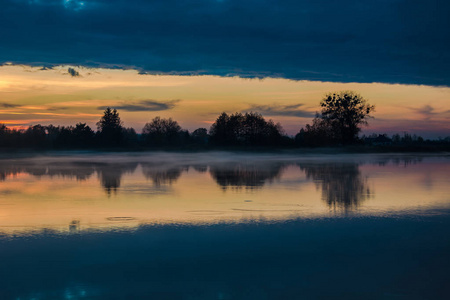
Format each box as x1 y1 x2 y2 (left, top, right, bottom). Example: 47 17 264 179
1 66 449 138
3 216 450 300
0 153 449 235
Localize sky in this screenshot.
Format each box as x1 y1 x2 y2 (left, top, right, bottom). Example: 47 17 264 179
0 0 449 138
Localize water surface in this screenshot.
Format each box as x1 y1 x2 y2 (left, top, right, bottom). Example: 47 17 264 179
0 152 449 299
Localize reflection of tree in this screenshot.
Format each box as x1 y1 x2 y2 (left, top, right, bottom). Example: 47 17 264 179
96 163 138 195
0 163 95 181
141 164 185 186
69 220 80 233
0 160 138 194
192 165 208 173
209 163 284 190
374 156 423 167
298 163 371 210
45 163 95 180
0 165 22 181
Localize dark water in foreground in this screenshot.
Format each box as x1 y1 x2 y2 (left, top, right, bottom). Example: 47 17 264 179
0 152 449 299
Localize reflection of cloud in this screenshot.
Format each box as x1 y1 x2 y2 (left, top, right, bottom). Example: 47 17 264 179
98 100 180 112
245 103 314 118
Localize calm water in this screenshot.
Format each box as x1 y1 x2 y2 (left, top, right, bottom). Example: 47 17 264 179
0 152 449 299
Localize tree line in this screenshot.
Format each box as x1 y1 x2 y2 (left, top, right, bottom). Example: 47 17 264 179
0 92 449 150
0 108 289 149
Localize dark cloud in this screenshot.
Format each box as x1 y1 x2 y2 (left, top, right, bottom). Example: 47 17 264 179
245 103 315 118
47 106 69 111
98 100 180 112
410 105 450 120
67 67 80 77
413 105 436 120
1 0 449 86
0 102 20 108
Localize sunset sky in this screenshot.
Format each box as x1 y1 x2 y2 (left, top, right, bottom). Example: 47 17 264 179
1 0 449 138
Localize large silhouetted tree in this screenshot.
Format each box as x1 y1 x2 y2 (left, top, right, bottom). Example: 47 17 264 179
96 107 124 146
298 91 375 146
319 91 375 144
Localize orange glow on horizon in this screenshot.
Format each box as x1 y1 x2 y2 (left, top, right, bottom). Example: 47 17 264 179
0 65 449 137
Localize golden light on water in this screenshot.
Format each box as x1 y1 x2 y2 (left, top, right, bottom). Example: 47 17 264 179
0 153 449 235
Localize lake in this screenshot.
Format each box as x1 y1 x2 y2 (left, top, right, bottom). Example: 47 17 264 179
0 152 449 299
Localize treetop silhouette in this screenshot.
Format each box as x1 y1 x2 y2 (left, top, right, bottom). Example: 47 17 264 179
142 116 184 146
297 91 375 146
319 91 375 144
209 112 284 146
97 107 124 146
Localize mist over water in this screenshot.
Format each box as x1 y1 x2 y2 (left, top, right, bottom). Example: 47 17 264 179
0 152 448 234
0 152 449 299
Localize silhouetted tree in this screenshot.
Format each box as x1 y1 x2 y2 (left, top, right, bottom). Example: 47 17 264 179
209 112 284 146
96 107 124 146
295 117 338 147
191 128 209 145
72 123 94 147
387 132 425 147
142 117 183 146
242 112 284 145
25 124 47 148
209 112 233 145
298 91 374 146
319 91 375 144
122 127 138 147
53 126 73 148
0 124 8 147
